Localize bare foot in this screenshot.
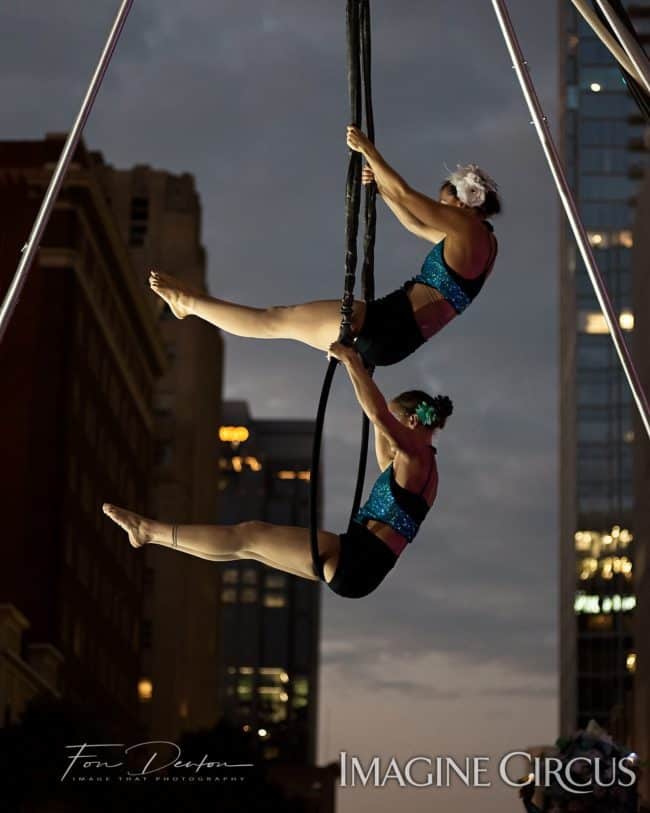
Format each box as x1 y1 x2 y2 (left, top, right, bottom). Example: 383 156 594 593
102 503 154 549
148 270 198 319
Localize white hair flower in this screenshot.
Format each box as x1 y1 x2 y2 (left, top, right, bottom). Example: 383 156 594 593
447 164 498 208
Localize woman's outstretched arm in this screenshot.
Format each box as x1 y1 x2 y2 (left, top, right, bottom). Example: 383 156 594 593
363 165 445 243
348 126 470 237
328 342 418 455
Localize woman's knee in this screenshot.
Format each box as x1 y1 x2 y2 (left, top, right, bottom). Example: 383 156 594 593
236 520 272 554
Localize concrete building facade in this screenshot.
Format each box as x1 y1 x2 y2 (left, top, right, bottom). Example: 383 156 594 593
0 136 166 738
98 160 225 739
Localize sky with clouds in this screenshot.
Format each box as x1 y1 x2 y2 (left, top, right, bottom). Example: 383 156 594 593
2 1 562 810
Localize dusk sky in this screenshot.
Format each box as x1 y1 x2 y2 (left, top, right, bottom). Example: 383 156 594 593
2 2 561 810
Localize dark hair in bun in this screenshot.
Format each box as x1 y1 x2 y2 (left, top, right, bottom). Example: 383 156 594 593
393 390 454 429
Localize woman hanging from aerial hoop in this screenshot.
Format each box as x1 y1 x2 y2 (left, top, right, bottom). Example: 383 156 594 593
149 127 500 368
103 341 452 599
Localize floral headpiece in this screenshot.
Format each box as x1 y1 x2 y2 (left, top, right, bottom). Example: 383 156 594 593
415 401 437 427
447 163 498 208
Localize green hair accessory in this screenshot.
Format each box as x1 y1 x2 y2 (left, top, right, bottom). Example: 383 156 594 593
414 401 437 426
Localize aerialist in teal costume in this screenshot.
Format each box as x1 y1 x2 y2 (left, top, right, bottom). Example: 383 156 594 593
103 342 452 599
147 127 500 368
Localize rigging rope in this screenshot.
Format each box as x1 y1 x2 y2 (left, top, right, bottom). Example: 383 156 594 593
309 0 377 581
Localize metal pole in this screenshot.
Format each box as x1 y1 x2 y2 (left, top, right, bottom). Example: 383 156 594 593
0 0 134 344
491 0 650 440
594 0 650 95
569 0 637 79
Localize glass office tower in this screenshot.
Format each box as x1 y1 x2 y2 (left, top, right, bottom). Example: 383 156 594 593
215 401 321 764
558 2 649 741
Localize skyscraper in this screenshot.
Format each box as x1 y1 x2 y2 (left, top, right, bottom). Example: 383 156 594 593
558 2 649 744
97 161 225 739
216 401 321 764
632 167 650 802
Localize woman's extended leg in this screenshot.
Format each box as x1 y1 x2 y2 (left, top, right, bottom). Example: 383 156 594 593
149 271 366 353
102 504 340 582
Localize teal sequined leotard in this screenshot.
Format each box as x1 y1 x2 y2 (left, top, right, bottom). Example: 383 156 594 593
408 221 497 314
355 221 498 368
353 447 436 544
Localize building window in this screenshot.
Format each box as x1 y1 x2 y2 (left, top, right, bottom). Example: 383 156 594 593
221 588 237 604
264 594 286 608
292 676 309 709
129 196 149 247
241 588 258 604
222 569 239 584
138 678 153 702
265 573 286 588
237 677 253 701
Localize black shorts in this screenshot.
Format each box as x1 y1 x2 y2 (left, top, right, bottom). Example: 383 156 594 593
354 286 426 367
327 521 399 599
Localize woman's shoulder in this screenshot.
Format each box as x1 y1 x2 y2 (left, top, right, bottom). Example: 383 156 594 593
395 444 437 469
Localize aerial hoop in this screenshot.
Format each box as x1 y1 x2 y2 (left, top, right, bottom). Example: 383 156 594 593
309 0 377 582
0 0 134 345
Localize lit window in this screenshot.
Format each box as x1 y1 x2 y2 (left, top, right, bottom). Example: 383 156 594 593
138 678 153 702
221 588 237 603
578 557 598 580
619 311 634 331
219 426 250 443
179 700 189 718
588 231 604 246
579 311 608 334
222 569 239 584
245 456 262 471
277 470 296 480
265 573 287 588
239 666 255 675
241 588 258 603
232 456 243 472
590 82 601 92
297 470 311 481
626 653 637 674
617 230 633 248
264 594 286 608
